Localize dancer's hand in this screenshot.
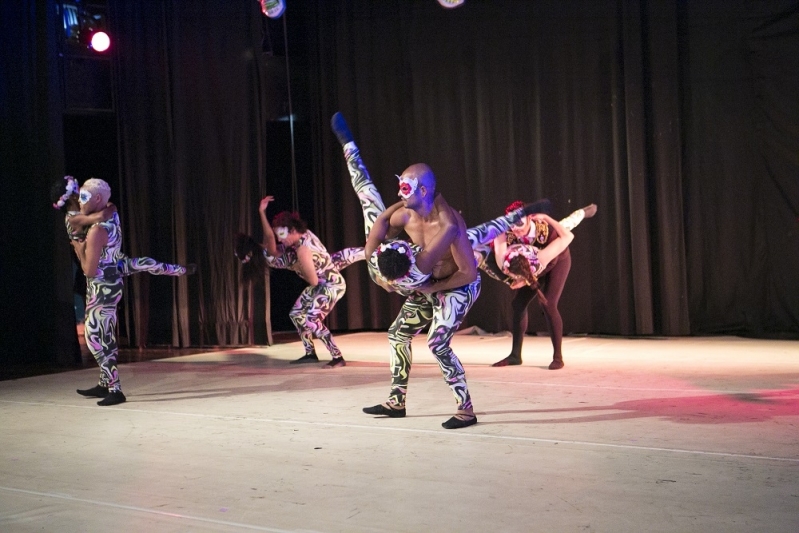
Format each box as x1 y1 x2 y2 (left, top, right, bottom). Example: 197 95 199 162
531 213 554 225
101 202 117 222
259 196 274 212
414 281 438 294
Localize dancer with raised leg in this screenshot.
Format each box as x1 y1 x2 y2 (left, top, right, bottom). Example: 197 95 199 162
490 200 596 369
332 112 550 429
331 113 547 293
51 176 196 277
69 179 128 406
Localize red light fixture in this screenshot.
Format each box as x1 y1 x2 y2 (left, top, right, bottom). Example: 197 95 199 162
90 31 110 52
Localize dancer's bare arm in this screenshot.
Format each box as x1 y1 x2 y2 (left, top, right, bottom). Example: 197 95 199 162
417 210 477 292
535 214 574 271
418 230 477 292
365 201 407 258
414 205 459 275
71 224 108 277
258 196 280 256
68 203 116 238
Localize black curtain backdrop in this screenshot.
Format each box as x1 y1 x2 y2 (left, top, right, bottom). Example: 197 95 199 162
309 0 799 338
3 0 797 367
111 0 276 346
1 1 76 367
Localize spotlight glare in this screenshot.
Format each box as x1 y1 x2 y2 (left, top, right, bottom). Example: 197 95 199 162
90 31 110 52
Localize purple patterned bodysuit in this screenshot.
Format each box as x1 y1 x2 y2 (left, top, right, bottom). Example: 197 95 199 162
82 213 125 392
264 231 351 358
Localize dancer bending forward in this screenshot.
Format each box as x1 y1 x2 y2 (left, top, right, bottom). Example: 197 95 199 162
331 112 546 429
257 196 364 368
490 200 596 369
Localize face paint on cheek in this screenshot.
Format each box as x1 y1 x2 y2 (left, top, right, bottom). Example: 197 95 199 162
79 189 92 205
397 175 418 200
275 227 289 241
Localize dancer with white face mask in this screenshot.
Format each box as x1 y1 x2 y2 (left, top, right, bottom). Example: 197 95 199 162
258 197 359 368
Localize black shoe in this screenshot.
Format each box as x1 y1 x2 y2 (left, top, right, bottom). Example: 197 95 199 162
331 112 354 146
97 391 126 406
185 263 197 275
362 404 406 418
442 414 477 429
522 198 553 216
77 385 108 398
290 353 319 364
323 357 346 369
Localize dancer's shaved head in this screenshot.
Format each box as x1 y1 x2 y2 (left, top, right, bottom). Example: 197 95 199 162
402 163 436 195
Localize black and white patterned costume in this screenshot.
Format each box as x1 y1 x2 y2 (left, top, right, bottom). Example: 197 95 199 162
65 211 187 276
82 213 125 392
264 231 356 358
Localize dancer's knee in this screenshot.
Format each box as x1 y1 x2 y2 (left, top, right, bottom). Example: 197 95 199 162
388 326 413 348
289 309 305 327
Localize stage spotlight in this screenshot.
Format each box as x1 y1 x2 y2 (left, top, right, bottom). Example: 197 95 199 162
260 0 286 19
437 0 465 7
61 2 111 53
90 31 110 52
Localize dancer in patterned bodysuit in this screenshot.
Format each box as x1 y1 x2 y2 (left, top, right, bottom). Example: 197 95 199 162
69 179 128 406
51 176 195 278
257 196 359 368
331 112 551 429
331 114 547 294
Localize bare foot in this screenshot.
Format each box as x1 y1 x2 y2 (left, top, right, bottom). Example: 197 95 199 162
492 355 522 367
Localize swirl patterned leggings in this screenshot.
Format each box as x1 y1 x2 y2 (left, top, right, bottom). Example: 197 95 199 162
289 278 347 358
118 256 186 276
387 277 481 409
84 276 123 392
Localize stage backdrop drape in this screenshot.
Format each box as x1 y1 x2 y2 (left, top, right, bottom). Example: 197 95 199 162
1 0 78 367
100 0 797 349
111 0 277 346
308 0 798 338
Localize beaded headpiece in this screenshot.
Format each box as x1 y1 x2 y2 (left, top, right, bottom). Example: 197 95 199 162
52 175 79 209
376 241 416 265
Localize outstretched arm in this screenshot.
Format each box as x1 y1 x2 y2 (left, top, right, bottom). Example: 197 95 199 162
535 214 574 271
365 201 406 258
67 203 117 238
258 196 280 256
71 224 108 277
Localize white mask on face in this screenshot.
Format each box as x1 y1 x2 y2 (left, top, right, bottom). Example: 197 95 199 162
79 189 93 205
275 227 290 241
397 175 418 199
